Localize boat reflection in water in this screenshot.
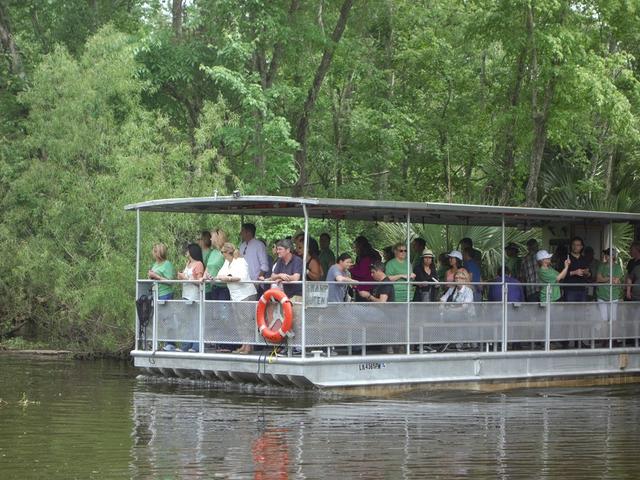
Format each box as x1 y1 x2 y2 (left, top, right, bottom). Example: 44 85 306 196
129 383 640 478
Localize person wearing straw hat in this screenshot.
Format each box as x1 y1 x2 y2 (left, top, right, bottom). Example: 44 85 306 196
536 250 570 303
413 248 439 302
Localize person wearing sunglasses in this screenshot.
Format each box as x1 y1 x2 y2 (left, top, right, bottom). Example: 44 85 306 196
384 242 416 302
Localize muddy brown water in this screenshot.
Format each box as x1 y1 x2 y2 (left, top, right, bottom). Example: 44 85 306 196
1 353 639 479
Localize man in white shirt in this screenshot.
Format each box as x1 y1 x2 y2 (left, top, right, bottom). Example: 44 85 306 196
239 223 270 293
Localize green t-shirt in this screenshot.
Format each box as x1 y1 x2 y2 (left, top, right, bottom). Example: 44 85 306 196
202 249 211 266
385 258 413 302
151 261 175 298
538 266 560 303
205 249 224 293
596 262 623 301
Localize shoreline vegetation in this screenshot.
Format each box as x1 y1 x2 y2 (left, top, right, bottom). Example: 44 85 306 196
0 339 132 360
1 2 639 354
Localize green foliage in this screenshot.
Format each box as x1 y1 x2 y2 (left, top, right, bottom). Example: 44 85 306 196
0 337 49 351
1 1 639 352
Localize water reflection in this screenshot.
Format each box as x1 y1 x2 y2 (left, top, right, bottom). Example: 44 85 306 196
130 382 640 479
1 355 638 479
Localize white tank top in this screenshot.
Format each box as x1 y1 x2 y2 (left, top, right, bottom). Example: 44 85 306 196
182 265 200 301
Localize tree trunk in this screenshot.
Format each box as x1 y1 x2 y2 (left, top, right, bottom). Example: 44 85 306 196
265 0 300 89
524 75 556 207
250 0 301 184
0 2 26 81
439 77 453 202
498 48 526 205
604 147 615 198
172 0 183 38
524 2 558 207
293 0 354 196
331 74 354 194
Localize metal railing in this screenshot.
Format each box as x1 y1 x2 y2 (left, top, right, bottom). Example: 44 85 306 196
135 279 640 355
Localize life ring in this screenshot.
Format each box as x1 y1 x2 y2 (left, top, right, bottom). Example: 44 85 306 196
256 288 293 343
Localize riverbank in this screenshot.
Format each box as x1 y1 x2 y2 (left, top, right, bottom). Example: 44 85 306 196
0 337 132 360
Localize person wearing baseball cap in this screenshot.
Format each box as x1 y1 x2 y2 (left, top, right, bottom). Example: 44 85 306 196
536 249 570 302
444 250 463 283
595 248 624 322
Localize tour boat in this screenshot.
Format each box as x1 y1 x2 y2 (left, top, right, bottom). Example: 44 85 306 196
127 196 640 393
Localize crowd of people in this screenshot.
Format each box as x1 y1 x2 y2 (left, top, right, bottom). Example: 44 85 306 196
146 225 640 352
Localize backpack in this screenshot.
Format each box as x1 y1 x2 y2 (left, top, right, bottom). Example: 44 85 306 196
135 295 154 347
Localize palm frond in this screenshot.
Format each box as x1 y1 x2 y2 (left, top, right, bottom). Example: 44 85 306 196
378 222 540 277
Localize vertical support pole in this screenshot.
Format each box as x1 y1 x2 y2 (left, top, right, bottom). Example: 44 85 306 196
335 219 340 257
152 282 158 352
501 216 507 352
199 283 205 353
609 220 614 349
135 209 141 349
406 210 412 355
301 204 309 358
545 284 551 351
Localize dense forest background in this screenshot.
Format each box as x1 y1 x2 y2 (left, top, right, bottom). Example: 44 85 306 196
1 0 639 353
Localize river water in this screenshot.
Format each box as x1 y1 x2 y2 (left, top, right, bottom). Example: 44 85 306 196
1 354 639 479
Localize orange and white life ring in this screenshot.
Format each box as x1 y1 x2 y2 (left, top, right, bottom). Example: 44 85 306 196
256 288 293 343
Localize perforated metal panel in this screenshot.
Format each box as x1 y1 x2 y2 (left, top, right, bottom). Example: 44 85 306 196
203 300 259 344
410 302 502 343
304 303 408 347
155 300 199 342
507 303 546 342
144 296 640 348
549 303 608 340
615 302 640 339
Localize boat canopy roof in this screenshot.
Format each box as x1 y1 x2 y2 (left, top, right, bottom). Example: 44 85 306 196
125 196 640 227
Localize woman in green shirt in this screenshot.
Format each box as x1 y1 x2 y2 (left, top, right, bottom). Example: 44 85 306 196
536 249 570 302
596 247 624 322
148 243 177 352
148 243 176 300
385 242 416 302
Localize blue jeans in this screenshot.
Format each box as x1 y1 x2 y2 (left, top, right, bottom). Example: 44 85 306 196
181 343 199 352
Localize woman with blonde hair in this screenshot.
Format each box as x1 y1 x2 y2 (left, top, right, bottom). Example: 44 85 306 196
148 243 176 300
440 268 474 303
205 228 231 301
211 228 228 249
216 242 258 354
148 243 177 352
